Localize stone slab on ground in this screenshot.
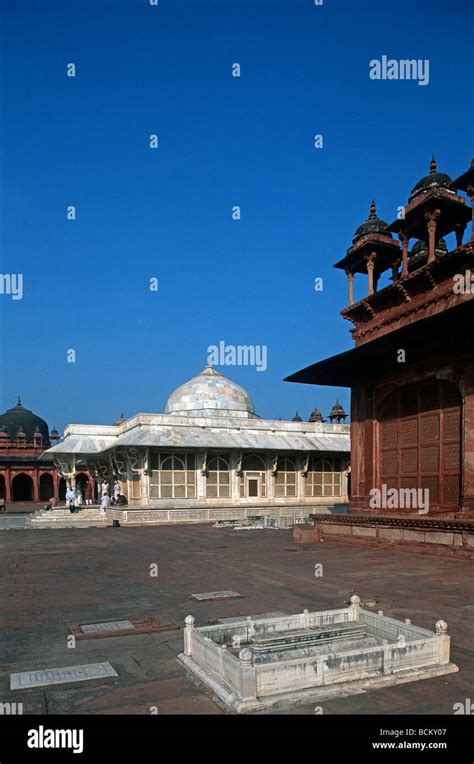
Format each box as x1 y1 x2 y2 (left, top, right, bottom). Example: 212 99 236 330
81 620 134 634
190 590 242 601
10 662 118 690
69 615 179 640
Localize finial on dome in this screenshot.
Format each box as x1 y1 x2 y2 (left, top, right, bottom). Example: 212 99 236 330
17 395 21 406
430 155 437 175
369 199 377 219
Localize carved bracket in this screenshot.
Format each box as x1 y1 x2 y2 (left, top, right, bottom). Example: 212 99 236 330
111 449 128 477
361 300 376 319
126 447 148 475
54 455 77 479
271 453 278 476
395 282 411 302
235 451 243 476
301 453 309 477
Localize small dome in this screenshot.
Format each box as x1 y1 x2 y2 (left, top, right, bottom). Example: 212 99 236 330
0 398 49 443
411 238 448 257
165 366 256 419
329 399 347 422
409 157 454 202
292 411 303 422
309 406 324 423
353 200 391 244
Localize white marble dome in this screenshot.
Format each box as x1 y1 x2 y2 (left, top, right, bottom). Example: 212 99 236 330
165 366 257 419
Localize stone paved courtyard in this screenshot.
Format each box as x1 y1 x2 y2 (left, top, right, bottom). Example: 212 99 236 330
1 524 472 715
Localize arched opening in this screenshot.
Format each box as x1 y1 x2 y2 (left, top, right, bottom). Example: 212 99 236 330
240 453 266 498
207 455 231 498
149 452 196 499
0 474 5 500
75 473 89 497
11 473 34 501
59 478 67 501
275 457 297 498
379 380 462 510
39 473 54 501
305 457 342 497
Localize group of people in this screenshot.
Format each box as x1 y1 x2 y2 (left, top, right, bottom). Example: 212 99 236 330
63 479 124 515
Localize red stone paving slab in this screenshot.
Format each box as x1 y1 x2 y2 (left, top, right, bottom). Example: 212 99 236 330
68 615 179 640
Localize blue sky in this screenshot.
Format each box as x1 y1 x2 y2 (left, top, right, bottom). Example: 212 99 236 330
0 0 472 431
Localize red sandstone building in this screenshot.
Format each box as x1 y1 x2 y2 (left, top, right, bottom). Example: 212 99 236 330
287 158 474 518
0 398 93 504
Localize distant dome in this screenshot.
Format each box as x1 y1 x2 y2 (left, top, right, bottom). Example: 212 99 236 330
165 366 257 419
292 411 303 422
309 406 324 423
409 157 454 202
329 399 347 423
353 200 391 244
0 397 50 442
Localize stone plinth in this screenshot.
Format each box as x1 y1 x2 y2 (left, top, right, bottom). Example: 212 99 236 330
297 515 474 559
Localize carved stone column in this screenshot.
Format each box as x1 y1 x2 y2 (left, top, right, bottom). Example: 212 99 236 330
33 470 39 502
455 222 467 248
52 471 59 499
391 258 401 282
398 232 409 277
345 270 354 306
365 254 376 296
425 209 440 263
231 451 242 501
5 467 11 502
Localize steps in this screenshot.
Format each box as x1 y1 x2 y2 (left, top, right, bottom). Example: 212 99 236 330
29 506 109 529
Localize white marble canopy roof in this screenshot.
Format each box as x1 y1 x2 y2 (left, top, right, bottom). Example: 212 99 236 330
41 414 350 458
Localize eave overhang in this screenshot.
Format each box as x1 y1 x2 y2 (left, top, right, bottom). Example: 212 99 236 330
284 299 474 388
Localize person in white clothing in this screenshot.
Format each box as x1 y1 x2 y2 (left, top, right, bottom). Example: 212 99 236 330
99 493 110 515
74 490 83 513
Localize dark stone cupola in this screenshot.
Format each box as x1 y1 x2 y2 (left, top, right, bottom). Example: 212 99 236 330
309 405 324 423
0 397 50 444
328 400 347 424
